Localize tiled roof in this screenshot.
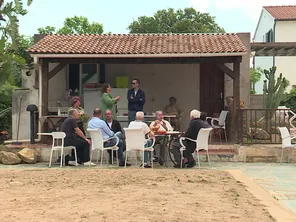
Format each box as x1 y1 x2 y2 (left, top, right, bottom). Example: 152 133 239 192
28 33 247 56
264 5 296 20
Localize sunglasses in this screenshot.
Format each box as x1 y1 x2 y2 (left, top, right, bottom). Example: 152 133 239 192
131 82 137 85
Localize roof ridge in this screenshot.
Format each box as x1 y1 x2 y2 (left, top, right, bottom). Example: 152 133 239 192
44 33 238 36
264 5 296 8
28 33 247 55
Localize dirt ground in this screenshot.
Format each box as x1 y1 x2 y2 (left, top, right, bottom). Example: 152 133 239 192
0 168 274 222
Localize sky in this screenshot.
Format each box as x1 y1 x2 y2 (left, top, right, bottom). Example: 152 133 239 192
19 0 296 38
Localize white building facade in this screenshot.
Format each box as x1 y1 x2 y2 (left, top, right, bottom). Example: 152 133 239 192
253 5 296 93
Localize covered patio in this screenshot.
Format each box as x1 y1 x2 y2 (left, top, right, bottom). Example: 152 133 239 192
27 33 250 142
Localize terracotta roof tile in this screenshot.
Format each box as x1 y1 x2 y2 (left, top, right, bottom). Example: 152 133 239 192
264 5 296 20
28 33 247 55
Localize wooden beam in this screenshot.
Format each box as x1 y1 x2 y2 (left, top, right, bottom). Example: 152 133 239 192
41 56 242 65
232 61 240 143
233 62 240 110
41 62 49 116
41 61 49 139
216 63 236 79
99 64 105 84
48 63 67 80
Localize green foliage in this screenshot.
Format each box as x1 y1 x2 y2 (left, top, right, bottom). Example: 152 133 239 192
263 67 289 109
37 26 56 34
0 36 27 86
0 77 16 132
38 16 104 34
250 67 264 94
6 35 33 86
128 7 225 33
0 0 34 132
280 88 296 112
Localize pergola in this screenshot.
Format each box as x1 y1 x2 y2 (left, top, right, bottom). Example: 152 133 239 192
251 42 296 56
28 33 248 140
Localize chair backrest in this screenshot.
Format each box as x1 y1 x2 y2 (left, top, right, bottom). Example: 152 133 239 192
197 128 213 151
278 127 292 147
124 128 145 151
51 132 66 148
218 111 228 126
87 128 104 150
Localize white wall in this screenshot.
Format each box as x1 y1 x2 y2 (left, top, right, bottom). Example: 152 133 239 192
12 89 39 140
48 63 67 107
254 9 275 42
274 21 296 91
105 64 200 130
253 9 275 94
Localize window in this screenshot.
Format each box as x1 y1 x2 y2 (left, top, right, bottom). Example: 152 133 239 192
265 29 273 42
82 64 98 85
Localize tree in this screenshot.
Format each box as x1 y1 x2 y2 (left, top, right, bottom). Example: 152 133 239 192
250 67 264 94
38 16 104 34
128 8 225 33
37 26 56 34
0 0 33 133
280 88 296 112
0 0 31 86
5 35 33 86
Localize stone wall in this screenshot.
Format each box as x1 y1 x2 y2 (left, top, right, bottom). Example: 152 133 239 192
250 94 264 109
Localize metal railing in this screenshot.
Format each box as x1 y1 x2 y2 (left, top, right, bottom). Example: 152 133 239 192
237 108 290 144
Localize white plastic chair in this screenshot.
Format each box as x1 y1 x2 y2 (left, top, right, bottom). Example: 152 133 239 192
124 128 155 168
179 128 213 169
48 132 78 168
278 127 296 163
87 128 119 167
207 110 228 142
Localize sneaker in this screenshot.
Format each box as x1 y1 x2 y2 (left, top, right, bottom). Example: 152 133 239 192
84 161 96 166
68 161 79 166
119 162 131 167
187 161 196 168
140 163 152 168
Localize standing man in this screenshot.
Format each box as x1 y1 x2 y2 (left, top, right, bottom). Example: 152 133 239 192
127 78 145 123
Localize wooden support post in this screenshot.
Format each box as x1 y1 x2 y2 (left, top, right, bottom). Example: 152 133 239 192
41 62 49 142
99 64 106 84
41 62 49 116
232 61 241 142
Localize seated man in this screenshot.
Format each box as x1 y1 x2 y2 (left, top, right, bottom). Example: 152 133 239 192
129 111 155 168
105 109 123 140
149 110 172 165
61 109 94 166
105 109 125 161
164 97 183 131
200 112 211 128
88 108 131 167
171 109 207 168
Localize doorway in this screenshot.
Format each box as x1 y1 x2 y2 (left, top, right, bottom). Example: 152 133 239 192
200 63 225 117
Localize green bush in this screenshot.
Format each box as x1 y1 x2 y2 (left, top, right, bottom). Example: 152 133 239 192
280 88 296 112
0 80 16 133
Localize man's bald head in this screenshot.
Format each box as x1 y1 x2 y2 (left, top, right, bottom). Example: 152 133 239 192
93 108 102 117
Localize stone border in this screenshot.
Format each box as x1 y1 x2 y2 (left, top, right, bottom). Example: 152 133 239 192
228 170 296 222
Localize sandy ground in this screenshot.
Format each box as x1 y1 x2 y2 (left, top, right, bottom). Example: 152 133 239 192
0 168 275 222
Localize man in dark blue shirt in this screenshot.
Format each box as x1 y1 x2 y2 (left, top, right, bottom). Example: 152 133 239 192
127 78 146 123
